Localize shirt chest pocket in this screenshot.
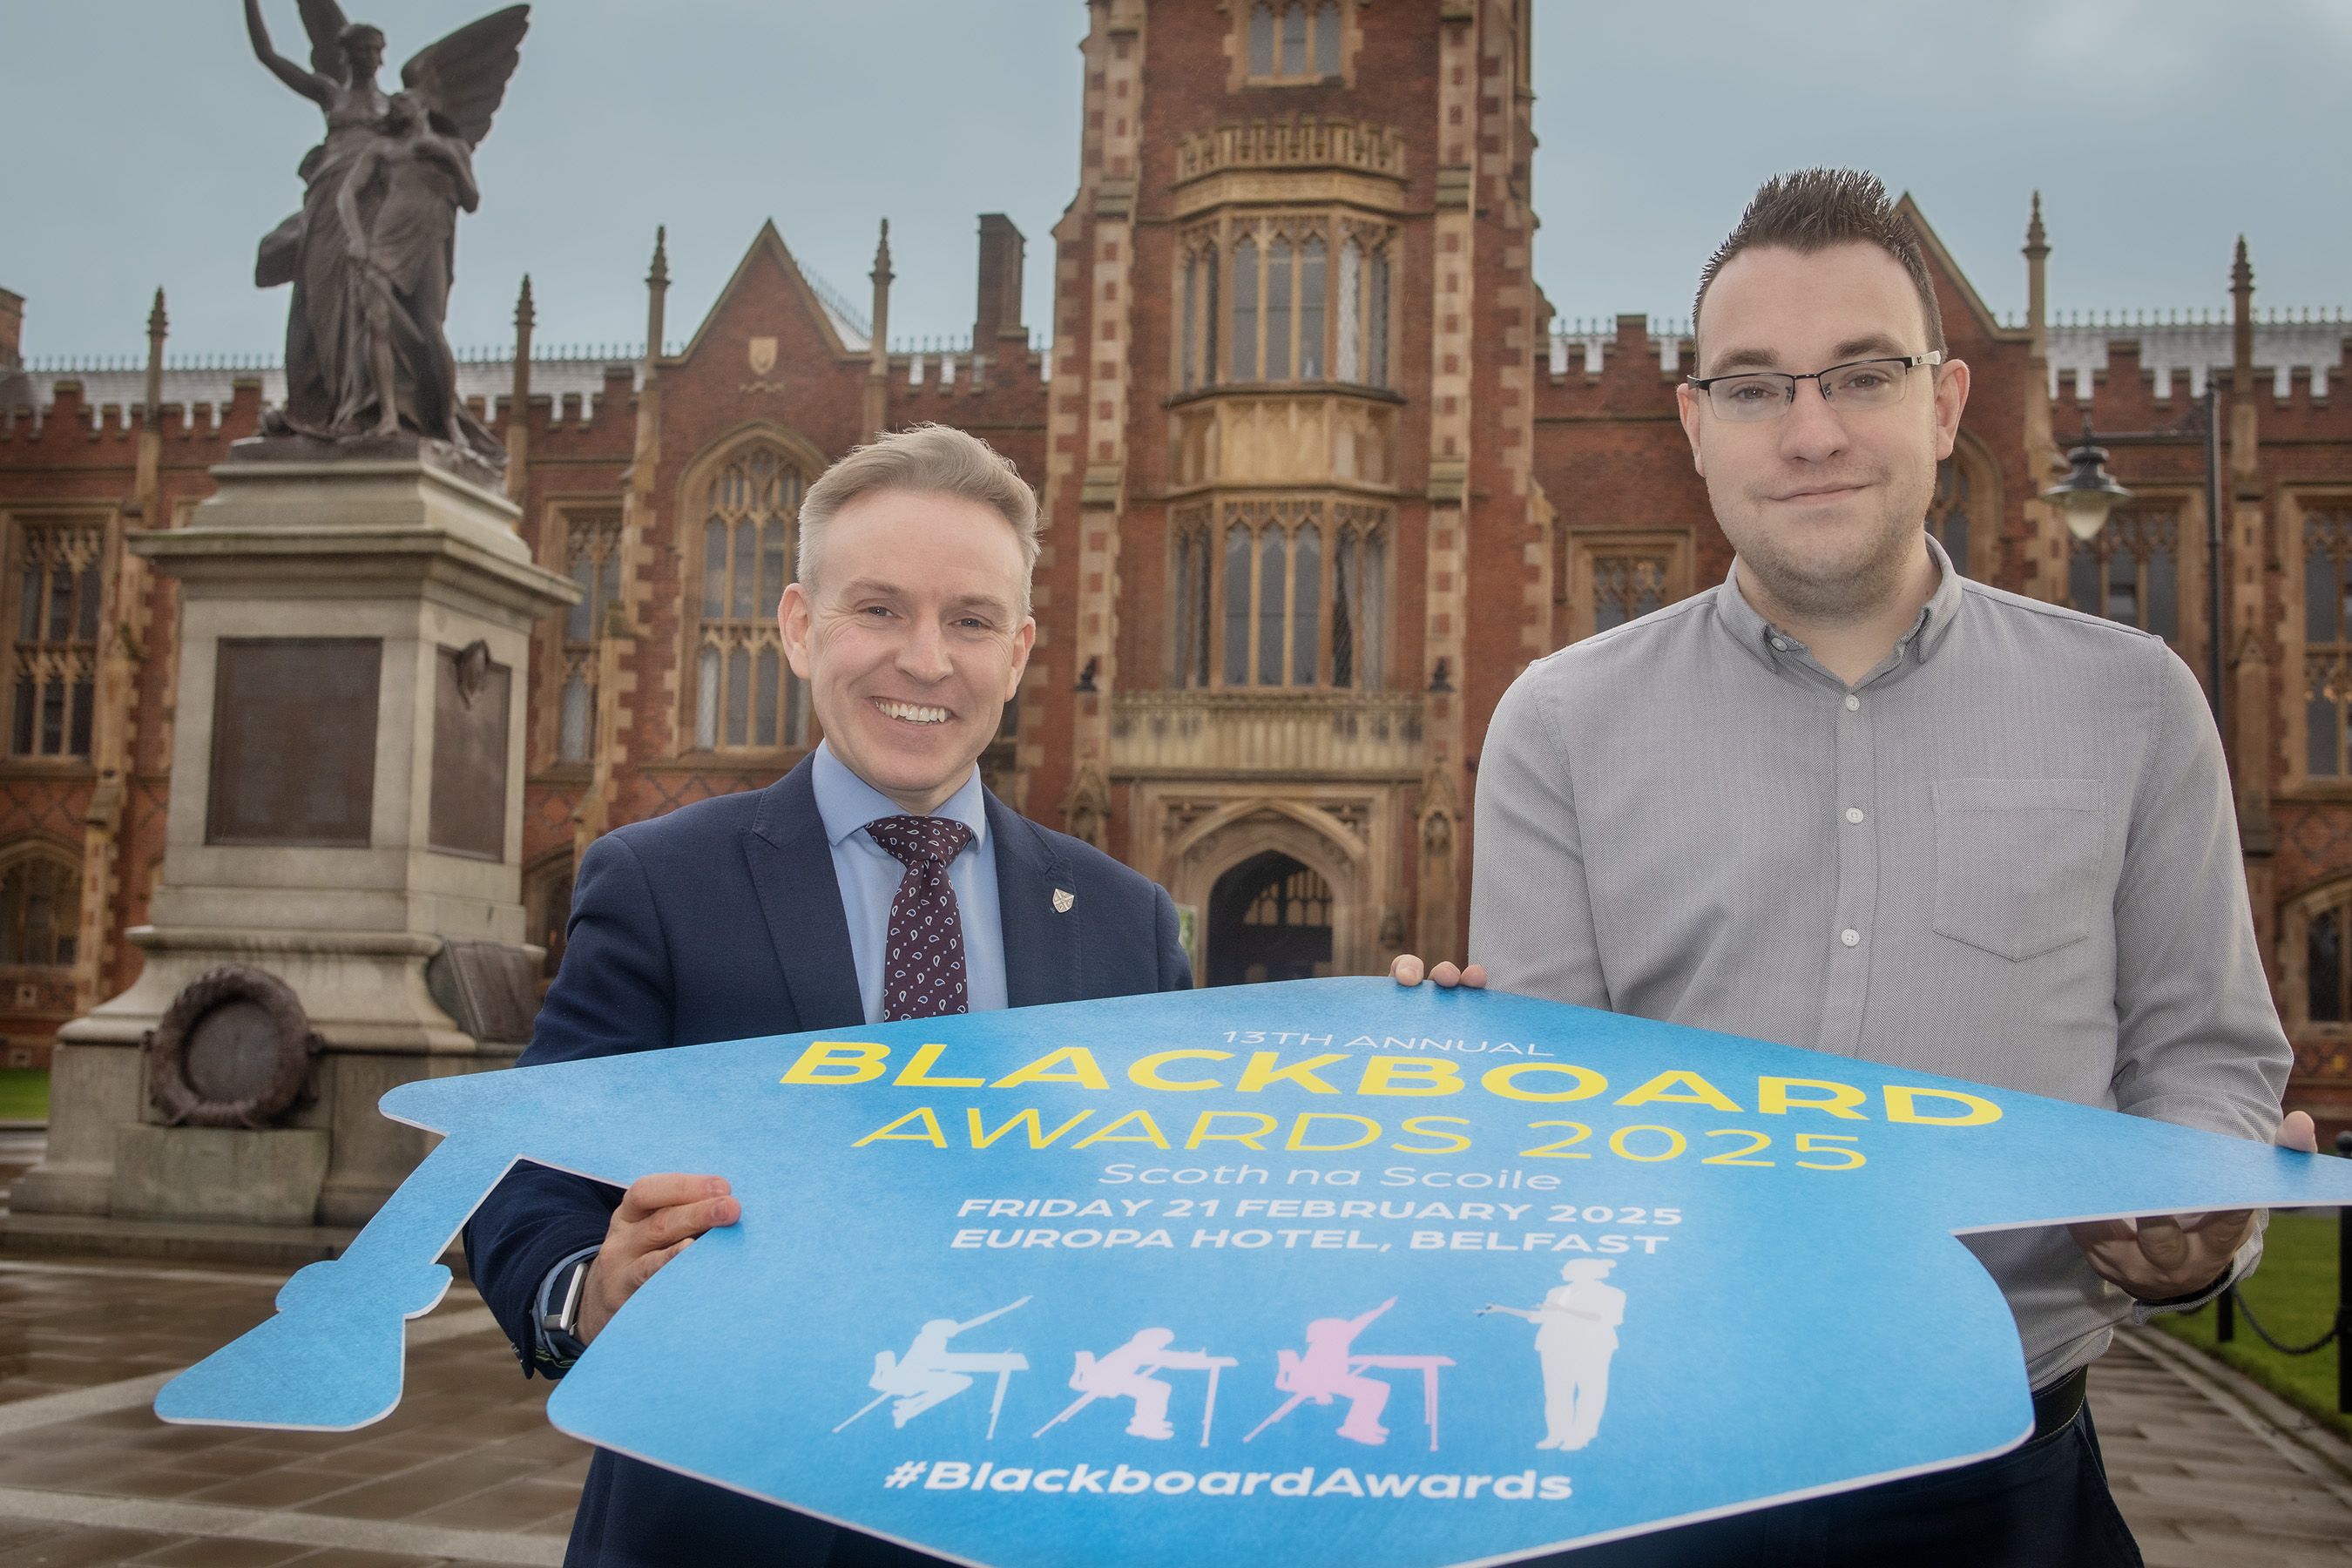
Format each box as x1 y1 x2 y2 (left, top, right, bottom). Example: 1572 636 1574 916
1930 777 2106 962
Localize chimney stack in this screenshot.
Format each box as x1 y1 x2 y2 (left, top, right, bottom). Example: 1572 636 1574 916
972 214 1027 348
0 288 29 409
0 288 24 371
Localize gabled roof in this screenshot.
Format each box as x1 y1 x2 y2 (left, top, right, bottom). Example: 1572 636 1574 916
1895 193 2024 345
670 220 870 367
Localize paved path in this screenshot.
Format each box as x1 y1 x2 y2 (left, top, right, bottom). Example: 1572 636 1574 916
2096 1326 2352 1565
0 1129 2339 1563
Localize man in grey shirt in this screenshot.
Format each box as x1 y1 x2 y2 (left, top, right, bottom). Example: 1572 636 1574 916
1402 169 2315 1565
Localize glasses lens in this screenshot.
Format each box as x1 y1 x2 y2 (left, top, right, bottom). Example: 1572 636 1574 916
1821 360 1910 409
1708 375 1791 422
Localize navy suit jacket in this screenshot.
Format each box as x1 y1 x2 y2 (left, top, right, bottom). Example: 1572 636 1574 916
466 756 1193 1567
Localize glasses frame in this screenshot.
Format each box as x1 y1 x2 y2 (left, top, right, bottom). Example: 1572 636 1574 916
1686 352 1945 421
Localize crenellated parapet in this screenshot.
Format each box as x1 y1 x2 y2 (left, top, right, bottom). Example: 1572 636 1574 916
1544 315 1693 384
2046 315 2352 407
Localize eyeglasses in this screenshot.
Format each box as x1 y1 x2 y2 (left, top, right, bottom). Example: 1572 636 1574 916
1686 353 1943 422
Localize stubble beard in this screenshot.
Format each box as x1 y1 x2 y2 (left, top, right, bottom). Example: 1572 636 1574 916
1725 465 1933 628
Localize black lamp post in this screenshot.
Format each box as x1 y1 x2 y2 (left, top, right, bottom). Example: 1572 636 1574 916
2039 385 2226 724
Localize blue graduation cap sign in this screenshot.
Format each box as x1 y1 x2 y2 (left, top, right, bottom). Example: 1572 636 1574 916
157 978 2352 1565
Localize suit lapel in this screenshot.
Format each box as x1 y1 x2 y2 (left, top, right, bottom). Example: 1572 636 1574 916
742 757 865 1031
989 792 1080 1008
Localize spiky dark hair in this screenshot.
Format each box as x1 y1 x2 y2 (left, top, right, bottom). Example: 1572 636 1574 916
1693 169 1944 355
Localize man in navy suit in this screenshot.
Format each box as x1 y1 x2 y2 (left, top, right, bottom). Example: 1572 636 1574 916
468 423 1193 1566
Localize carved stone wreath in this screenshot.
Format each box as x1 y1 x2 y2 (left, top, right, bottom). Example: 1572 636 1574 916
145 965 322 1130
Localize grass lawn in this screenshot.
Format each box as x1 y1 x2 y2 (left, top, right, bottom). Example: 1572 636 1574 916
2156 1209 2346 1438
0 1068 46 1123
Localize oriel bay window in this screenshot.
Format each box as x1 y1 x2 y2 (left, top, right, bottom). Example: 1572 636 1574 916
693 443 810 753
1178 218 1392 392
1171 499 1387 690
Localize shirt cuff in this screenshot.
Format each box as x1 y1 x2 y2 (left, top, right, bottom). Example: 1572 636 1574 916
528 1244 602 1378
2126 1225 2264 1323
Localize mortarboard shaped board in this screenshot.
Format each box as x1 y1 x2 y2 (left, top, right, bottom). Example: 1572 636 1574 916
155 977 2352 1566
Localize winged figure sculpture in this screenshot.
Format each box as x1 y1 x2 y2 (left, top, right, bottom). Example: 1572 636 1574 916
244 0 530 471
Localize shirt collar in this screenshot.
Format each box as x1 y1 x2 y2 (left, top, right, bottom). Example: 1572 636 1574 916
1713 529 1966 678
810 740 989 855
1909 531 1966 664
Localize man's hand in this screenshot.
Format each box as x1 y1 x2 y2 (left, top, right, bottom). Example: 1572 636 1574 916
2067 1111 2318 1301
576 1173 740 1346
1390 954 1486 990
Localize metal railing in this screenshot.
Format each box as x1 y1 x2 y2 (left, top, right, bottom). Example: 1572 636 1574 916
2206 1128 2352 1411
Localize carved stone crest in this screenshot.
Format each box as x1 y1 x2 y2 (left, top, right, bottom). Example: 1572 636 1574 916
452 639 494 706
748 336 779 375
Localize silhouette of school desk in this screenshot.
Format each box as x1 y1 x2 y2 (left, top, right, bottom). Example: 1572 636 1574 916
155 978 2352 1568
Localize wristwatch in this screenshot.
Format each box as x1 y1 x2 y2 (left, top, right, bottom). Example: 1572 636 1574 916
536 1254 595 1372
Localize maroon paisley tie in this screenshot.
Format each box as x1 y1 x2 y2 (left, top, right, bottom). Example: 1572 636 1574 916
864 814 977 1022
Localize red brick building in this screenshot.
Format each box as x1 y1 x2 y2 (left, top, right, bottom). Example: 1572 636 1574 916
3 0 2349 1135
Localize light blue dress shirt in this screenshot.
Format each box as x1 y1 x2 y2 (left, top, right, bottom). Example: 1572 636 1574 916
810 740 1008 1024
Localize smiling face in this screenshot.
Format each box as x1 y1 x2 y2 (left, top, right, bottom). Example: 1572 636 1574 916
778 488 1034 816
1677 241 1969 625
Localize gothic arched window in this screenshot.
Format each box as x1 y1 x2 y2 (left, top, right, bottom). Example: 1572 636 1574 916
0 847 78 969
2303 507 2352 778
1189 219 1389 392
557 510 622 765
524 851 576 989
1930 458 1971 578
1177 501 1387 690
1244 1 1344 84
2070 505 2180 645
6 518 102 760
1231 237 1260 382
693 443 809 754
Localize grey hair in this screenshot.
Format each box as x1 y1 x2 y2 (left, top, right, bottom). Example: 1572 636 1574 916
796 423 1040 614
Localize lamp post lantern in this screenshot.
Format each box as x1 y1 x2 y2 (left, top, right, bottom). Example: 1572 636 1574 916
2041 428 2135 542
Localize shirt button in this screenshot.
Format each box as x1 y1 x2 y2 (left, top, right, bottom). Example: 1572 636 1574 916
1844 807 1866 825
1772 638 1789 652
1839 928 1861 948
1843 694 1861 712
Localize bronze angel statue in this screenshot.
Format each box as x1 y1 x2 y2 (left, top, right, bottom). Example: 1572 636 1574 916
244 0 528 470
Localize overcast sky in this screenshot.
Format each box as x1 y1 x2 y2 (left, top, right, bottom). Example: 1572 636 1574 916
7 0 2349 362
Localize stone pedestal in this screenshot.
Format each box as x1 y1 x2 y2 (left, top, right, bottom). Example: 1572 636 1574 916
11 455 576 1233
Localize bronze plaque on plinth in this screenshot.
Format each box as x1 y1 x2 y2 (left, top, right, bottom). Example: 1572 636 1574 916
206 638 380 847
429 641 510 861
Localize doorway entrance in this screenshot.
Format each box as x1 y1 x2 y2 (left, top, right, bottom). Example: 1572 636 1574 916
1206 851 1335 987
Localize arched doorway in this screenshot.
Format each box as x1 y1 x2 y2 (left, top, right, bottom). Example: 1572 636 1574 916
1206 851 1334 986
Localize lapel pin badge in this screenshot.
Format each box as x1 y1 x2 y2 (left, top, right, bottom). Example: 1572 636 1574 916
1052 889 1075 914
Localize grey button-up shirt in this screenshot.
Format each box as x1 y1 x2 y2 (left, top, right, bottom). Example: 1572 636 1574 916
1470 536 2291 1387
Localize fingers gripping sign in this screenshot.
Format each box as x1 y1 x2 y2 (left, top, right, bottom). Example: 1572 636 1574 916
2066 1112 2320 1301
1389 953 1488 990
578 1173 741 1347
